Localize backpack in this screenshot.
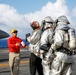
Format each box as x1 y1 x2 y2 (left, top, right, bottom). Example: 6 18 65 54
63 28 76 51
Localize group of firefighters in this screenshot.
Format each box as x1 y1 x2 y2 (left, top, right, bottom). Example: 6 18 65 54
8 15 76 75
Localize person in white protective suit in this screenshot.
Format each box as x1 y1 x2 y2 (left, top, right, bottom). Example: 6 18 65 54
26 21 43 75
45 15 75 75
40 16 55 75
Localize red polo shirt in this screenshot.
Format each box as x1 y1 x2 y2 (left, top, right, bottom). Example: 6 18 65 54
8 36 25 52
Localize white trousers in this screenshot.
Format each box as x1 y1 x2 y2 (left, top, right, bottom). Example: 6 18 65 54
50 52 73 75
42 59 51 75
42 55 54 75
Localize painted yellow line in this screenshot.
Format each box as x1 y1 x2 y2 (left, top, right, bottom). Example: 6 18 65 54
0 60 29 67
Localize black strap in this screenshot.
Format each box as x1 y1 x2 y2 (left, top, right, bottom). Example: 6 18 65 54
57 46 72 55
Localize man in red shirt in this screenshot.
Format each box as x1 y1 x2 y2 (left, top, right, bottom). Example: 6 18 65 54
8 29 25 75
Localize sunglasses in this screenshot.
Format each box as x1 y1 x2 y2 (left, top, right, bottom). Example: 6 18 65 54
13 31 18 33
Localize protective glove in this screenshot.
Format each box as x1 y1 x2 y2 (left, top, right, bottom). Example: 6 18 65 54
25 33 30 42
39 50 45 59
42 58 50 65
45 48 54 61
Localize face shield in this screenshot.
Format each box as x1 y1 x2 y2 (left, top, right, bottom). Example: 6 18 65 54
41 16 54 31
57 15 70 24
30 21 40 30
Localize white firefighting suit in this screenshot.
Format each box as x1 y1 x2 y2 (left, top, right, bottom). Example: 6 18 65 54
27 29 42 56
40 28 54 75
46 22 74 75
27 28 43 75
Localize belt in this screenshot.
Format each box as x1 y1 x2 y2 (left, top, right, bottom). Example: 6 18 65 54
57 47 72 55
10 52 20 53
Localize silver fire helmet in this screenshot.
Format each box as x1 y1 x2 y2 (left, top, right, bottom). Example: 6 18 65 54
57 15 70 24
